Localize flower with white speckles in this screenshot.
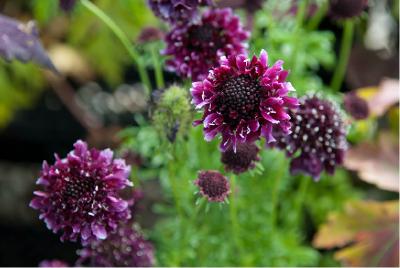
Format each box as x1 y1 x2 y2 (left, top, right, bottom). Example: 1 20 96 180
272 96 347 180
30 140 133 245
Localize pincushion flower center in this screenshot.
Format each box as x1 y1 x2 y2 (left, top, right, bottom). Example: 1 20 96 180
217 75 261 125
188 24 224 50
63 175 100 201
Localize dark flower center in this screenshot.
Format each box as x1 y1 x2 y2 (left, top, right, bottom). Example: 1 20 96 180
199 175 228 198
217 75 261 125
64 178 95 198
187 24 224 52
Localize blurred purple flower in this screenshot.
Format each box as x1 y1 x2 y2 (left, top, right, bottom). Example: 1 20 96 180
148 0 213 24
59 0 76 12
163 8 249 81
329 0 368 19
273 96 347 180
221 143 260 174
0 15 56 71
30 140 133 245
191 50 299 152
137 27 164 44
77 222 155 267
343 91 369 120
39 260 69 267
194 170 231 202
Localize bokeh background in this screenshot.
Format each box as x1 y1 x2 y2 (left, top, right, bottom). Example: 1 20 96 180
0 0 398 266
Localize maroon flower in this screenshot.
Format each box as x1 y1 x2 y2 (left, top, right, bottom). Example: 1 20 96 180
148 0 213 24
59 0 76 12
191 50 299 152
273 96 347 180
163 8 249 81
77 222 155 267
30 140 133 245
194 170 231 202
137 27 164 44
39 260 69 267
329 0 368 19
343 91 369 120
221 142 260 174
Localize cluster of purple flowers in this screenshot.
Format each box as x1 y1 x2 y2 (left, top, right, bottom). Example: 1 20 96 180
146 0 349 202
31 141 154 267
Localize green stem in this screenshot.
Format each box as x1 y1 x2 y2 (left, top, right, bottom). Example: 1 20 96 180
229 174 243 262
151 44 165 89
80 0 151 95
166 146 185 266
270 168 284 230
294 176 310 223
330 20 355 92
290 0 308 74
307 0 328 31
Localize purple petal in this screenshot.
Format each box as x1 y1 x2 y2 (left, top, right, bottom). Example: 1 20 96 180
91 223 107 240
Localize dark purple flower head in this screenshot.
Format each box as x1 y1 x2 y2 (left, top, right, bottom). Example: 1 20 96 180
273 96 347 180
59 0 76 12
221 142 260 174
164 8 249 81
194 170 231 202
77 222 155 267
148 0 213 24
343 91 369 120
191 50 299 152
137 27 164 44
39 260 69 267
329 0 368 19
30 140 133 245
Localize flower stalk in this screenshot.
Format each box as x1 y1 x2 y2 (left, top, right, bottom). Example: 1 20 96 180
80 0 151 95
330 19 355 92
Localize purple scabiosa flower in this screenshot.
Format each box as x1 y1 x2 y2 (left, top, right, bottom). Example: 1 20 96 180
30 140 133 245
77 222 155 267
194 170 231 202
221 142 260 174
329 0 368 19
273 96 347 180
59 0 76 12
39 260 69 267
343 91 369 120
163 8 249 81
148 0 213 24
191 50 299 152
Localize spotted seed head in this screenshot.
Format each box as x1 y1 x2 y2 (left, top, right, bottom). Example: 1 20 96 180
194 170 231 202
273 96 347 180
30 140 133 245
221 142 260 174
77 222 155 267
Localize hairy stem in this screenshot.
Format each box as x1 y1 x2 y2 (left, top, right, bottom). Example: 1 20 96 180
150 44 165 89
330 20 355 92
80 0 151 94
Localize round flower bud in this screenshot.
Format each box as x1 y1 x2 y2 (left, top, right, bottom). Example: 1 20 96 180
221 143 260 174
194 170 231 202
